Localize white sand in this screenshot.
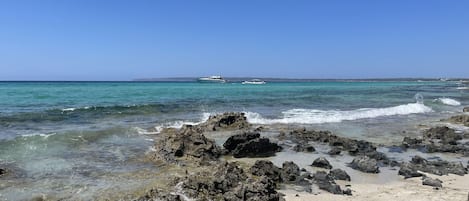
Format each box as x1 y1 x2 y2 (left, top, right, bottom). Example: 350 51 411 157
282 174 469 201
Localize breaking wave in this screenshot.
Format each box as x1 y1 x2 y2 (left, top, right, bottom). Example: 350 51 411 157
136 113 211 135
433 98 461 106
245 102 433 124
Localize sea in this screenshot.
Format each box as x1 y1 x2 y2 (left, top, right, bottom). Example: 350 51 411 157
0 80 468 200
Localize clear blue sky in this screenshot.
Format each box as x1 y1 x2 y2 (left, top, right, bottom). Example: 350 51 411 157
1 0 468 80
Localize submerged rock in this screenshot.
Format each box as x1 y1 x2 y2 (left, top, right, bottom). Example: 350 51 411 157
329 169 351 181
399 156 467 177
328 147 342 155
198 112 250 131
422 176 443 188
349 156 380 173
311 157 333 169
0 168 5 176
151 125 221 164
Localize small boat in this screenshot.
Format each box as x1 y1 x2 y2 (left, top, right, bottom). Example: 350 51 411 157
242 79 266 85
197 76 226 83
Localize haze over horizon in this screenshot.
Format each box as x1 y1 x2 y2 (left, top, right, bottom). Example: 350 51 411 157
1 0 468 81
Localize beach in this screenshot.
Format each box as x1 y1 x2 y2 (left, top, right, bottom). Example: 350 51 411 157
0 81 469 200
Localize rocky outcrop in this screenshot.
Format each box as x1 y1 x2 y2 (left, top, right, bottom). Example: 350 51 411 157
313 171 352 195
179 162 284 201
198 112 250 131
250 160 283 182
151 125 221 164
398 156 467 178
447 115 469 126
329 169 351 181
311 157 332 169
349 156 380 173
328 147 342 155
282 161 301 182
422 176 443 188
401 126 469 156
223 132 282 158
289 129 388 163
463 107 469 112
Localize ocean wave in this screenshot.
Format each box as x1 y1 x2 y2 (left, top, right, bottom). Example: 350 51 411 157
245 102 433 124
136 113 211 135
433 98 461 106
456 87 469 90
20 133 57 139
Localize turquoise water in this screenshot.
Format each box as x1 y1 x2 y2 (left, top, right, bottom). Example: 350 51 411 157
0 81 468 200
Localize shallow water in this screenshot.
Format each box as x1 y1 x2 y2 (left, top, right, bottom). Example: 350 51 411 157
0 81 468 200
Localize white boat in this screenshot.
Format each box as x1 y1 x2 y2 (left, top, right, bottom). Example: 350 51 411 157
197 75 226 83
242 79 266 85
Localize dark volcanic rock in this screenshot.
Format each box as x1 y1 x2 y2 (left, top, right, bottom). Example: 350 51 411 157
399 156 467 176
0 168 5 176
232 138 282 158
223 132 260 152
289 129 388 163
198 112 250 131
135 189 184 201
311 157 333 169
151 125 221 164
349 156 380 173
422 176 443 188
398 163 424 179
179 162 284 201
313 171 351 195
423 126 462 145
329 169 351 181
464 107 469 112
250 160 283 182
281 161 301 182
292 143 315 152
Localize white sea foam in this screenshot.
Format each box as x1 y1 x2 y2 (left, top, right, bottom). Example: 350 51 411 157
245 103 433 124
21 133 57 139
61 108 76 112
434 98 461 106
137 113 211 135
456 87 469 90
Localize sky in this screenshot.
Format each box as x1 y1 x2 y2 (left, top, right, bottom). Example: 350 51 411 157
0 0 468 80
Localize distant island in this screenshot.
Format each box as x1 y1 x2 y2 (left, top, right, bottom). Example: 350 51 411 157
133 77 468 82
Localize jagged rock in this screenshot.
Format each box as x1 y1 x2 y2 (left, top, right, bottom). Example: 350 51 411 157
179 162 284 201
313 171 351 195
289 129 388 162
134 189 184 201
223 132 260 152
329 169 351 181
422 176 443 188
232 138 282 158
423 126 462 145
282 161 301 182
311 157 333 169
198 112 250 131
447 115 469 126
292 143 315 152
151 125 221 164
0 168 5 176
328 147 342 155
399 156 467 176
250 160 282 182
349 156 380 173
398 163 424 179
